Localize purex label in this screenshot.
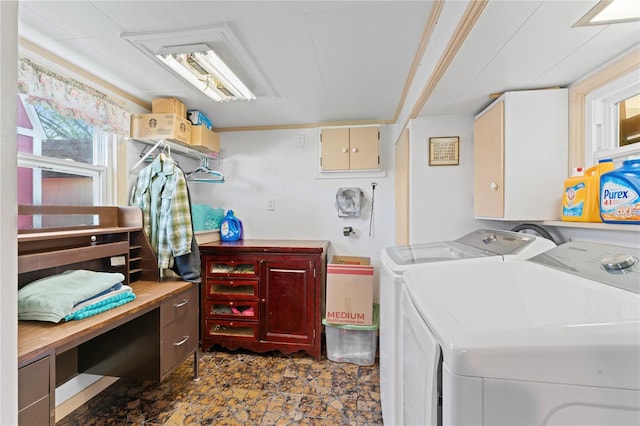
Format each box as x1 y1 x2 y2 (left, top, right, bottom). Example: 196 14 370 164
601 180 639 210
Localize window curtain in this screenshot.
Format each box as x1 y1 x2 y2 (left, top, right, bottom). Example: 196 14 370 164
17 57 130 136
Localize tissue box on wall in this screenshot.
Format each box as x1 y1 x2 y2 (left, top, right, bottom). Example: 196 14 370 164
325 256 373 326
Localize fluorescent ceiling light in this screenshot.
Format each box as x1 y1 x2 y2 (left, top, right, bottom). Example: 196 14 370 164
156 45 255 102
574 0 640 27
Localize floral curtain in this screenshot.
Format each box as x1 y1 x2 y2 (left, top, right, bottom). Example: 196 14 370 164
17 57 130 135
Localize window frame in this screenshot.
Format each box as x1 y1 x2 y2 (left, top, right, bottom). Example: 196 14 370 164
584 69 640 166
568 47 640 171
17 96 110 206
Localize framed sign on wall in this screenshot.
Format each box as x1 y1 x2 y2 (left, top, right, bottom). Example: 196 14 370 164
429 136 459 166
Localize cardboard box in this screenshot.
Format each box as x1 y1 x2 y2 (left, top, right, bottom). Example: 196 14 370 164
325 256 373 326
190 125 220 152
130 113 191 145
152 97 186 117
187 110 213 129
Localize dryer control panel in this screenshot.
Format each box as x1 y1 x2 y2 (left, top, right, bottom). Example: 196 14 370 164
528 241 640 294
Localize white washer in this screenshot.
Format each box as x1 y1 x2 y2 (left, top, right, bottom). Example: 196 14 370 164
401 241 640 425
380 229 556 425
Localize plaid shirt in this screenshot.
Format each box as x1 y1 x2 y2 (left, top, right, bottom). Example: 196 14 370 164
130 153 193 269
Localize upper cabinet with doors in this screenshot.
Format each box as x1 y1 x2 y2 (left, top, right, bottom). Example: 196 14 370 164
473 89 568 221
321 126 380 170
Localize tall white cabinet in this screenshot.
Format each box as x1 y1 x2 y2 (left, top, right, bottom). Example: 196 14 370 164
473 89 568 220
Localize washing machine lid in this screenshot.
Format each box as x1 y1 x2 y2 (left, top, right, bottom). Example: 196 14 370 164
403 241 640 390
382 229 553 271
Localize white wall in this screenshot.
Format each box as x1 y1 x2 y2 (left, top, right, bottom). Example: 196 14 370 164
0 1 19 424
186 126 396 302
408 114 481 243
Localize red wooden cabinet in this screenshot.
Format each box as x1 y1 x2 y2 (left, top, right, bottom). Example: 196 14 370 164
200 240 329 360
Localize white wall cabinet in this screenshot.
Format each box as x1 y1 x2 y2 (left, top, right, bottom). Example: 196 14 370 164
473 89 568 220
320 127 379 170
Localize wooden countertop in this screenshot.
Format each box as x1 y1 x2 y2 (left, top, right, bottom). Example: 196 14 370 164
18 279 194 366
199 239 330 254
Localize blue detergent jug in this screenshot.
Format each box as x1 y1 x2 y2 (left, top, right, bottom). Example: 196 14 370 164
220 210 243 241
600 158 640 224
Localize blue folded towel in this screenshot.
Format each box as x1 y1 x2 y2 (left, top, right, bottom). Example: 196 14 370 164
65 291 136 321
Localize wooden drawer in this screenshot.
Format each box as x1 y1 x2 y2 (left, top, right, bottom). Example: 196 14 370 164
19 356 51 425
161 286 198 375
161 284 199 326
205 279 258 299
204 319 258 340
18 396 50 426
206 258 258 278
204 300 258 320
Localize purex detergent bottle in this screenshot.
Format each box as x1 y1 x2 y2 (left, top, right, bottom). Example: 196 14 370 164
220 210 243 241
600 159 640 224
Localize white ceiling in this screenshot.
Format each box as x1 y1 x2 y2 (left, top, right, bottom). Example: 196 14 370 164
17 1 640 130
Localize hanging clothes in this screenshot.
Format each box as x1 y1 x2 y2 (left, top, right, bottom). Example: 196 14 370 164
129 152 194 271
170 180 201 284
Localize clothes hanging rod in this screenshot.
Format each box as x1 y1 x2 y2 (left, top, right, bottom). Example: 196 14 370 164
128 138 220 171
131 139 164 170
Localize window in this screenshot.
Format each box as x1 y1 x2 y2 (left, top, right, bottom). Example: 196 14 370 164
17 96 107 202
619 93 640 146
584 68 640 166
17 56 130 229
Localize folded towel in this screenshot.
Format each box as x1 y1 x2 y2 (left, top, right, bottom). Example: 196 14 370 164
64 291 136 321
69 284 132 314
18 270 126 322
73 282 123 307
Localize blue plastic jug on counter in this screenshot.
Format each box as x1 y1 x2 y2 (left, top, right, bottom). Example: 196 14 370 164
600 158 640 224
220 210 243 241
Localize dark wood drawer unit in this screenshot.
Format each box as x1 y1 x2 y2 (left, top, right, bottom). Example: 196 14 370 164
18 356 53 426
160 284 199 378
200 240 329 360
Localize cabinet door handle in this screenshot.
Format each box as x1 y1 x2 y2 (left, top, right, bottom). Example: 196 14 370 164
174 299 189 308
351 147 358 153
173 335 190 346
490 182 499 190
341 148 348 153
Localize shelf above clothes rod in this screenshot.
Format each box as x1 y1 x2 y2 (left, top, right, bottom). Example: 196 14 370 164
128 138 220 162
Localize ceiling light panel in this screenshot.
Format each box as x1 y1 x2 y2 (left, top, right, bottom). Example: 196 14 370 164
574 0 640 27
122 25 271 102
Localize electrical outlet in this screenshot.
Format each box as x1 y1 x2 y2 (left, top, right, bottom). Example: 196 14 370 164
267 199 276 211
296 135 305 147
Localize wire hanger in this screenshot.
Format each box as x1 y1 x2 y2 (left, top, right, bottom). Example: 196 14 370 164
132 139 163 170
185 157 225 183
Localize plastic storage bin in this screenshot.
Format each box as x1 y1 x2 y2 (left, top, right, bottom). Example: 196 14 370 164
323 304 379 366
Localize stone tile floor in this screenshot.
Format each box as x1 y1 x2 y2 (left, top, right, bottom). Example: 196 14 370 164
57 347 382 425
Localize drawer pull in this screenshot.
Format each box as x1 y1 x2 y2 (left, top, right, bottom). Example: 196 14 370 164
173 335 190 346
174 299 189 308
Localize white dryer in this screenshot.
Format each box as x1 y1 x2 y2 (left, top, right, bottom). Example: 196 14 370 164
401 241 640 425
379 229 556 425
